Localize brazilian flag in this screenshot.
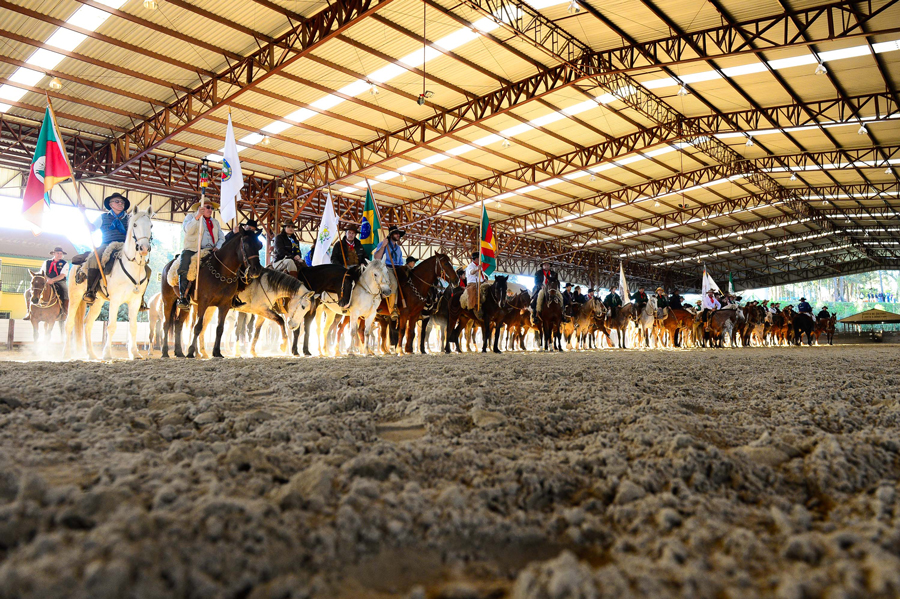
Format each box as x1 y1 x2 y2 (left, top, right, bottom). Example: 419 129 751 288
480 204 497 275
360 184 381 259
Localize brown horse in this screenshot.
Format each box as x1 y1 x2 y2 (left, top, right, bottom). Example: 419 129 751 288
535 283 563 351
377 254 457 354
655 307 693 348
813 314 837 345
502 290 532 351
25 271 66 341
603 302 634 348
572 298 605 350
160 230 263 358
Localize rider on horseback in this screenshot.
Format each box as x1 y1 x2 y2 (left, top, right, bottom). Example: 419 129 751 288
224 219 260 243
573 286 586 304
655 287 668 319
817 306 831 320
700 290 720 328
27 246 70 321
797 297 813 317
669 289 684 310
331 223 368 267
464 251 485 308
274 221 303 271
176 199 224 309
603 287 623 318
374 225 406 321
82 193 129 304
531 259 559 325
631 286 649 313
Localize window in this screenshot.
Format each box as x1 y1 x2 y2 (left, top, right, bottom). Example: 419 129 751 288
1 264 35 294
0 312 9 319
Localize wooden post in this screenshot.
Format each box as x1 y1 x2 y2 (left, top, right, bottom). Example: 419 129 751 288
7 319 14 350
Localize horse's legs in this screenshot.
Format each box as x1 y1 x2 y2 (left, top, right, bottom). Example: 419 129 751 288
212 307 228 358
302 308 314 356
481 320 490 353
186 304 206 358
403 317 416 355
127 298 143 359
82 299 105 360
493 321 503 354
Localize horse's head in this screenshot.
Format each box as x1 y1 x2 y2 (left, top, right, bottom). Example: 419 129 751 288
285 289 315 330
128 206 154 257
240 229 264 279
647 296 658 311
434 253 457 283
493 275 508 308
367 259 393 296
28 271 47 303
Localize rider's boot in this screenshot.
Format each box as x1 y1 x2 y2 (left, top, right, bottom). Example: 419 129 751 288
176 275 191 309
60 298 69 321
232 295 246 308
83 268 101 304
23 304 32 321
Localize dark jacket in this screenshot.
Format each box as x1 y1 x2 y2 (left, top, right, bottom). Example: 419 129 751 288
603 292 622 308
631 290 649 304
797 301 813 313
817 309 831 319
572 292 587 304
274 231 302 262
96 211 129 245
656 294 669 309
331 237 367 267
669 293 684 310
533 268 559 293
562 290 573 307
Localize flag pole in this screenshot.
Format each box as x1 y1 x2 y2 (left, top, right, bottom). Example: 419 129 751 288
331 183 347 266
477 197 483 315
46 92 109 293
194 159 210 303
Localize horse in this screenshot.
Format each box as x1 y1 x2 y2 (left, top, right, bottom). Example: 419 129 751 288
64 206 154 360
377 254 457 355
273 262 359 356
476 276 509 353
25 271 65 342
633 297 657 348
654 307 692 348
146 292 163 351
318 260 392 356
793 312 815 346
704 307 739 348
603 302 634 349
813 314 837 345
535 282 563 351
420 285 453 354
572 298 605 350
160 228 262 358
502 290 533 351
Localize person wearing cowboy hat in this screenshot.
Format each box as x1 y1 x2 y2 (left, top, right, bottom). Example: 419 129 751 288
374 225 406 320
175 198 224 308
274 220 303 269
572 285 586 304
405 256 418 268
26 246 70 321
817 305 832 320
700 289 720 328
464 251 485 311
669 288 684 311
530 258 560 324
331 222 367 267
80 192 130 304
797 296 813 317
655 287 669 319
631 285 649 312
603 287 623 319
224 218 260 243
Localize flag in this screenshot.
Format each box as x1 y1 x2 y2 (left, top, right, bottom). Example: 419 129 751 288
312 190 338 266
619 262 630 303
219 113 243 223
22 106 73 231
702 267 722 295
728 272 735 294
360 182 382 259
480 204 497 276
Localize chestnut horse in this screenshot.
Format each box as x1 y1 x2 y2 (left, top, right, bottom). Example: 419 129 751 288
25 271 65 342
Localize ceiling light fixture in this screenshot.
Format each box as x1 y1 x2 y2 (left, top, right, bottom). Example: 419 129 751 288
745 136 754 147
589 174 596 181
400 174 408 183
143 0 158 8
567 0 580 14
260 136 270 146
885 167 892 174
48 77 62 90
790 172 797 181
815 62 827 75
501 138 511 149
677 84 689 96
654 200 660 207
702 219 708 226
417 91 434 106
738 234 743 240
858 124 868 135
369 83 378 96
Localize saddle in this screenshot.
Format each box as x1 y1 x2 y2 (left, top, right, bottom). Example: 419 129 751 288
74 242 124 280
166 249 212 287
459 281 492 311
535 287 560 314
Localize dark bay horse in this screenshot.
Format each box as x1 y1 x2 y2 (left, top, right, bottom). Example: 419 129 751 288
536 282 563 351
286 264 360 355
160 230 263 358
377 254 457 355
25 271 65 341
502 290 532 351
455 276 509 353
603 302 634 348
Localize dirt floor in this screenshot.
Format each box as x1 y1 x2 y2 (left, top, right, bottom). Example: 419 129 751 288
0 345 899 599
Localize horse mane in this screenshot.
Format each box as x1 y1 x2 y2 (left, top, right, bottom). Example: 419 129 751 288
260 268 302 294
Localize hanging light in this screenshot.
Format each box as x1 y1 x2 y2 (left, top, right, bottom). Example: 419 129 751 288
567 0 580 14
143 0 158 8
745 136 754 147
48 77 62 90
260 136 270 146
815 62 827 75
589 174 596 181
738 234 743 240
369 83 378 96
501 139 511 149
677 84 689 96
858 124 868 135
790 172 797 181
400 174 408 183
885 167 892 174
702 219 708 226
654 200 660 207
567 223 572 228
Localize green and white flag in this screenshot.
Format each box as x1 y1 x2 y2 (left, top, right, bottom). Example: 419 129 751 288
312 190 338 266
728 272 735 294
360 181 382 259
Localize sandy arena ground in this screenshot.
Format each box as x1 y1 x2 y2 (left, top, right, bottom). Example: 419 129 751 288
0 346 899 598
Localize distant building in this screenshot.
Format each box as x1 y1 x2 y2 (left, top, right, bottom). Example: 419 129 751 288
0 230 78 319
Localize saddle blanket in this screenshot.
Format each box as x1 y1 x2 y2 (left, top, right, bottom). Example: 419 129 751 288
459 281 493 311
272 258 298 275
166 249 212 287
74 242 124 278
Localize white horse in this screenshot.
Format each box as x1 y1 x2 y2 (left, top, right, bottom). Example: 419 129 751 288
634 296 658 348
64 206 154 360
318 260 392 356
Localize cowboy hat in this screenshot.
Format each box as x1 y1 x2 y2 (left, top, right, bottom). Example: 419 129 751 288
387 225 405 237
656 287 664 293
471 251 480 260
800 297 807 301
242 219 259 229
49 246 67 255
405 256 418 265
342 222 359 233
103 192 130 211
565 283 572 288
281 220 297 229
189 199 220 213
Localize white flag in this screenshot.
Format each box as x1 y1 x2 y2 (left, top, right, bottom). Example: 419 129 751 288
312 190 339 266
619 262 631 304
701 267 722 295
219 113 243 223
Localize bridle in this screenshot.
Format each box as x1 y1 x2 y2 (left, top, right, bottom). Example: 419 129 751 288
31 276 59 309
405 255 452 304
115 213 152 290
208 235 261 284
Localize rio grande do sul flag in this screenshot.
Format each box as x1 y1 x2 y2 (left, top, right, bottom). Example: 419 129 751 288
22 106 73 231
479 204 497 275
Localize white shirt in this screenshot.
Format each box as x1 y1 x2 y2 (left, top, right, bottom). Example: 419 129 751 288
465 261 483 284
702 295 721 310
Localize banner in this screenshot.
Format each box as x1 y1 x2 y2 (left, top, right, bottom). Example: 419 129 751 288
480 204 497 275
619 262 630 303
728 272 735 295
219 113 243 223
22 106 73 231
702 267 722 295
312 190 339 266
360 182 382 259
